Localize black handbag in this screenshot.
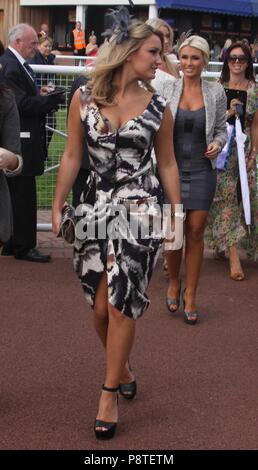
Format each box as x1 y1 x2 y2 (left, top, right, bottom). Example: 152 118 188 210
0 171 13 246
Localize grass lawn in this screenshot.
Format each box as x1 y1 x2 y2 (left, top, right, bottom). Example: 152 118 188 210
36 108 70 209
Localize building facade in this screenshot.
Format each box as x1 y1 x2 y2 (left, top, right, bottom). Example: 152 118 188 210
1 1 258 49
18 1 157 51
0 0 20 45
157 1 258 45
0 0 55 46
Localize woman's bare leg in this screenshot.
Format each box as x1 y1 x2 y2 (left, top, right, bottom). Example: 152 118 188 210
96 302 136 427
229 244 245 280
93 272 109 347
165 249 183 311
93 273 134 384
184 210 209 312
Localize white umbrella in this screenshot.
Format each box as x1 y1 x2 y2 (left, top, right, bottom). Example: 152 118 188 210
235 117 251 227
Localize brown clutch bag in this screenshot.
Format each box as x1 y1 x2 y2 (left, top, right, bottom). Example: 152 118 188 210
58 204 76 245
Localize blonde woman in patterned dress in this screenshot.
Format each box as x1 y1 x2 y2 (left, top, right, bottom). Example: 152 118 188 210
206 42 258 279
52 10 180 440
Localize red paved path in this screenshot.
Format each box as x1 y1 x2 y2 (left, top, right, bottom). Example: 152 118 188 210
0 235 257 450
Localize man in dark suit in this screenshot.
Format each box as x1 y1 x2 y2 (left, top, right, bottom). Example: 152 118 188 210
0 23 64 262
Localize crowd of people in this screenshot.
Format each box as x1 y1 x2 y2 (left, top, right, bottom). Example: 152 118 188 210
0 8 257 441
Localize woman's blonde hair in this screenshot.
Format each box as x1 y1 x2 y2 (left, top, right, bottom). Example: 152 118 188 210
146 18 174 47
88 21 163 106
38 35 53 45
89 30 97 41
178 35 210 68
146 18 178 77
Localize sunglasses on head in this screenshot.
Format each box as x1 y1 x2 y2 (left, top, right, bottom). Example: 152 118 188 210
228 55 248 64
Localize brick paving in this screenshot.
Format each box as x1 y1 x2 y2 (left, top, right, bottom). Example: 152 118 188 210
37 210 72 258
1 254 257 450
1 210 257 450
37 210 248 262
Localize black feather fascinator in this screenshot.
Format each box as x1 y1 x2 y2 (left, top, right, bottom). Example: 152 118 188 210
102 6 134 44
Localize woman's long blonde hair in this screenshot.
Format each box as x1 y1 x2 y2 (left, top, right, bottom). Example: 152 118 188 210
146 18 174 47
88 21 163 106
146 18 178 78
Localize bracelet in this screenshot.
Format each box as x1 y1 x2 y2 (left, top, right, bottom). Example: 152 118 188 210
250 149 258 158
174 212 186 221
4 154 23 176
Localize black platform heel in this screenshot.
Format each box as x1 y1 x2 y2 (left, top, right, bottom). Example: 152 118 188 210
94 385 119 440
119 361 137 400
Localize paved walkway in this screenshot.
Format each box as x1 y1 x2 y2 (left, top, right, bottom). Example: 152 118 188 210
37 210 72 258
1 211 257 450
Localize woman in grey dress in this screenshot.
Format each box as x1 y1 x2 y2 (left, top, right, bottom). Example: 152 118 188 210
165 36 227 324
52 10 180 439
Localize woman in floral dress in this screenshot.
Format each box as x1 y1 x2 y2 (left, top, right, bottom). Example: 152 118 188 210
206 42 258 279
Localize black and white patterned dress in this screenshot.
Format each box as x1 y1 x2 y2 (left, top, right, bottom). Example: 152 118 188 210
73 87 166 319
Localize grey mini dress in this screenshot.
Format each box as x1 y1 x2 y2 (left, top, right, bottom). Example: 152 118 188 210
174 107 217 211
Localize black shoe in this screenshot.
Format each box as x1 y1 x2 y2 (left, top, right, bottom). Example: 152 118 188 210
15 248 51 263
119 361 137 400
94 385 119 440
1 247 14 256
119 380 137 400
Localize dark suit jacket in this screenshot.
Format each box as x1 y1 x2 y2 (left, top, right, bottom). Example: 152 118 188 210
30 50 56 87
0 48 62 176
0 91 21 244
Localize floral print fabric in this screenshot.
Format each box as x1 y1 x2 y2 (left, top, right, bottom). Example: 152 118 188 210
205 83 258 260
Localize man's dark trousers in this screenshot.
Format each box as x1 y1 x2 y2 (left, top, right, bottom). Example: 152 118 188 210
4 176 36 256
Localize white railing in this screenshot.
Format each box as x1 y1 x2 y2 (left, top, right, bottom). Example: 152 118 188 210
32 64 257 231
31 64 222 78
55 55 94 60
31 64 88 74
54 56 258 68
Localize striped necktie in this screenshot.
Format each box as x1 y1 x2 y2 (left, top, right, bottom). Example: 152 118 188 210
23 61 36 83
